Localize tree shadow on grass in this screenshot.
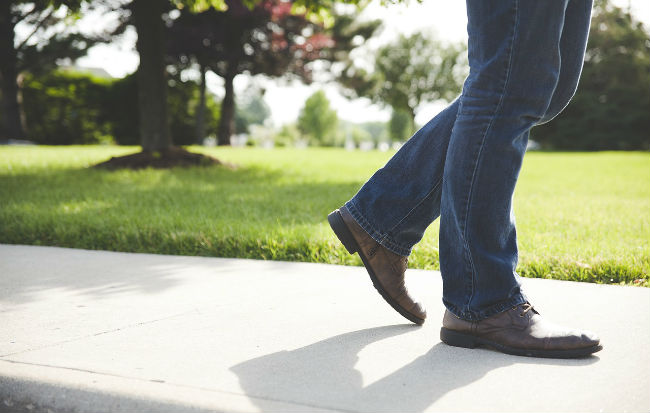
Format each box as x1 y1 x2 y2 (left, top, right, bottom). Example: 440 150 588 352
0 163 364 254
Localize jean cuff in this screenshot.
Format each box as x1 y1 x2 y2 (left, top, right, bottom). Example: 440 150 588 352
344 200 413 257
443 291 528 322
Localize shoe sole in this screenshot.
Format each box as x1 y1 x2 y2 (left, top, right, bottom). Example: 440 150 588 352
328 209 425 325
440 327 603 358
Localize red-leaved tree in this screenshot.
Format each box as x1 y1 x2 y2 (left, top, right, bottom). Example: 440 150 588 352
167 0 335 145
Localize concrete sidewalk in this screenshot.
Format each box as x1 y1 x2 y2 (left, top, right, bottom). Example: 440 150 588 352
0 244 648 413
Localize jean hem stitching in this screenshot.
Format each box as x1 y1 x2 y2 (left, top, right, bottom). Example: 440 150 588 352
345 201 412 256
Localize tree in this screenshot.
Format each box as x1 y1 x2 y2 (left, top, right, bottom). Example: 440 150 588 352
235 91 271 134
340 31 466 129
98 0 333 167
18 67 220 145
388 108 413 143
0 0 97 141
348 126 371 146
104 70 221 146
101 0 379 166
297 89 339 146
273 122 300 147
132 0 171 152
97 0 229 168
167 0 335 146
531 0 650 150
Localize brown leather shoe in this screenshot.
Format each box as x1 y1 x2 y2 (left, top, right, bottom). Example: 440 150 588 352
328 206 426 325
440 303 602 358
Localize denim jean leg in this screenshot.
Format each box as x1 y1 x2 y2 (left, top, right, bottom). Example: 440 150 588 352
346 98 460 256
440 0 592 321
539 0 594 125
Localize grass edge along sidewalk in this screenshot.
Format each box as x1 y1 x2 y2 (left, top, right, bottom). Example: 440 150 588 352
0 145 648 286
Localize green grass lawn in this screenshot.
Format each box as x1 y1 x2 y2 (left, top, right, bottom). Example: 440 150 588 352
1 145 648 286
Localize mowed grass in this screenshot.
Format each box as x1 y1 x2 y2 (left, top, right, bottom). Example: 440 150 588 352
0 145 648 285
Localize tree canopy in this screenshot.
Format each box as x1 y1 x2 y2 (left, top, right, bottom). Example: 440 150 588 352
297 89 339 146
531 0 650 150
0 0 101 140
340 31 467 127
167 0 335 145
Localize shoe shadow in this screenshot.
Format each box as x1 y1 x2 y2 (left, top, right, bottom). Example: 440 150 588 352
230 324 599 412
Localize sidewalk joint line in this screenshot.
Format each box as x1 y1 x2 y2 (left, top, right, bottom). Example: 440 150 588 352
0 308 201 358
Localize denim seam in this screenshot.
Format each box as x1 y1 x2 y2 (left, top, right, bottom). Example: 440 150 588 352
384 176 443 250
536 0 574 126
460 0 520 314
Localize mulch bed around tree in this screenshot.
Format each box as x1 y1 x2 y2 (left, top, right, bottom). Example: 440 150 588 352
93 147 227 170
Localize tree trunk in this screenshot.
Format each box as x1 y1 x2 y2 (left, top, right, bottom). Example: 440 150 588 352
133 0 171 152
407 106 416 136
0 2 25 140
195 63 207 145
217 69 235 146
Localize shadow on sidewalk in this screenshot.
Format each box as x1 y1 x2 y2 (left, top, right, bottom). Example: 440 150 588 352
0 244 323 305
231 324 599 412
0 246 189 304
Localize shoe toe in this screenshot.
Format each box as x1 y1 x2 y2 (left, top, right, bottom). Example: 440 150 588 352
581 330 600 347
410 302 427 323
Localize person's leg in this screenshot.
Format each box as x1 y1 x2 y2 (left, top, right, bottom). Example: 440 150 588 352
342 0 592 260
440 0 593 320
329 97 460 324
328 0 601 344
539 0 593 125
329 99 459 324
344 99 459 257
438 0 600 358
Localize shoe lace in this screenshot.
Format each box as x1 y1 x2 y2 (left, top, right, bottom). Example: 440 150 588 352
519 303 535 317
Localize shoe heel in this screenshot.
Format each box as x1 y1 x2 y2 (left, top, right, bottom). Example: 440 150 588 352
440 327 479 349
327 210 358 254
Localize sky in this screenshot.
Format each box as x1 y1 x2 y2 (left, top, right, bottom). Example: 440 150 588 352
69 0 650 127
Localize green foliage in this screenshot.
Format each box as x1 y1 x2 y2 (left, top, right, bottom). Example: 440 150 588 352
235 92 271 134
10 1 103 75
21 70 114 145
20 69 220 145
297 90 340 146
321 12 381 78
0 147 647 286
167 73 221 145
341 31 466 126
339 119 388 146
531 0 650 150
388 108 414 142
357 121 388 143
171 0 228 12
166 0 337 145
102 73 139 145
273 123 301 147
348 126 371 146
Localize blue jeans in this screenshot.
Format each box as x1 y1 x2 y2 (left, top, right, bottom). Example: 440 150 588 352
345 0 593 321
